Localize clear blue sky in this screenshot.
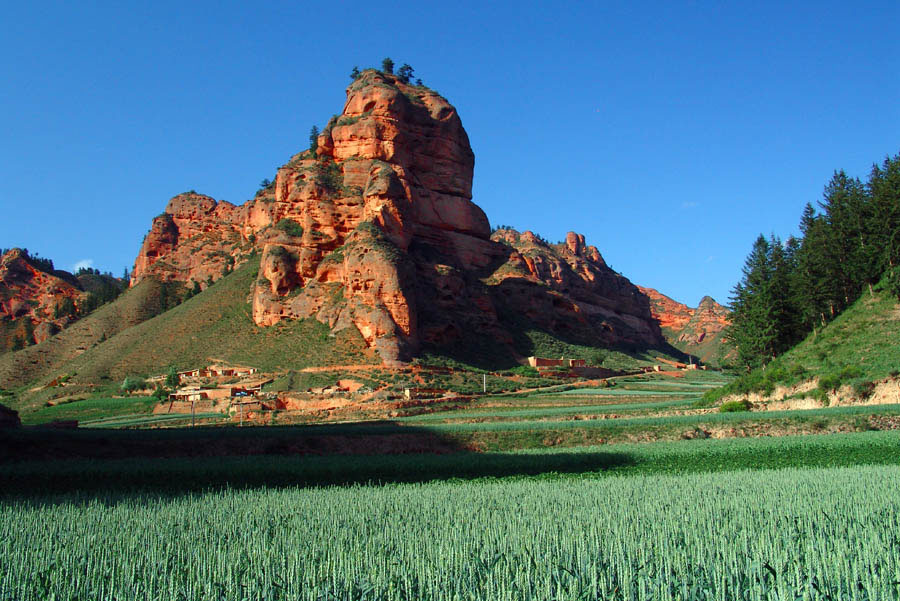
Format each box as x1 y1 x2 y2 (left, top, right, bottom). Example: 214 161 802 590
1 1 897 306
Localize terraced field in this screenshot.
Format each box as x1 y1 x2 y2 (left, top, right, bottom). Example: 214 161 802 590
5 369 900 599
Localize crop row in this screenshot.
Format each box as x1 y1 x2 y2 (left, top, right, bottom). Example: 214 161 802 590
2 463 899 600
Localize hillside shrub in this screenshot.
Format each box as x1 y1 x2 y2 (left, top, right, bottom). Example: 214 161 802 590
312 160 343 193
275 219 304 238
851 378 876 399
699 361 808 407
120 376 147 394
817 365 862 393
508 365 539 378
719 399 752 413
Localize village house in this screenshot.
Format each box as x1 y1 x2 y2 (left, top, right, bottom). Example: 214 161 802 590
526 356 588 369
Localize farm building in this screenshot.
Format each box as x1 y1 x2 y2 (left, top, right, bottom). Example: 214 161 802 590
527 357 588 369
177 365 259 379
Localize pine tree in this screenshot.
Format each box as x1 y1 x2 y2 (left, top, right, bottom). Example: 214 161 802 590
819 171 873 304
868 153 900 269
349 66 360 79
308 126 319 154
725 235 777 369
768 235 801 353
396 63 414 83
381 57 394 74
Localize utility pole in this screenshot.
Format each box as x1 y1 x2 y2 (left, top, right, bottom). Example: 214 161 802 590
483 373 486 393
191 400 195 427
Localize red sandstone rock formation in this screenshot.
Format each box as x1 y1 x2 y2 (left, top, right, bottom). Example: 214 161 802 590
0 249 85 348
638 286 730 362
488 229 663 348
130 70 667 364
637 286 695 332
131 192 252 288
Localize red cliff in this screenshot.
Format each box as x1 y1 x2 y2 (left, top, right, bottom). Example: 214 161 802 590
130 70 667 364
638 286 730 364
0 249 84 349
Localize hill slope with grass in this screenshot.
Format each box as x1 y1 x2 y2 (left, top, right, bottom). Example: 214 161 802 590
6 257 375 408
704 280 900 405
0 276 187 391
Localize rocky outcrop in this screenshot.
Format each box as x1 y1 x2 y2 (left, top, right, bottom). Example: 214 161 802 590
130 70 668 364
486 229 664 349
0 249 84 350
131 193 252 288
685 296 730 344
638 286 730 363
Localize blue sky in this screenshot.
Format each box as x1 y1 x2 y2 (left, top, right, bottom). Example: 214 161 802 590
1 1 897 306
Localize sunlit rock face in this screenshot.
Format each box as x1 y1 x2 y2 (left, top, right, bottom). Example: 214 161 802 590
130 70 667 364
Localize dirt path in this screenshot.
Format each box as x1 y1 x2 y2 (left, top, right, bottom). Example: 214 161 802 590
299 364 383 373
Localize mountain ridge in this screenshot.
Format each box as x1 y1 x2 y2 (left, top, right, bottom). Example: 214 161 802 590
124 69 677 366
0 68 721 388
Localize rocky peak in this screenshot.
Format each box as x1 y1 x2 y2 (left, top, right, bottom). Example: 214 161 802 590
638 286 695 331
0 248 86 349
131 192 250 288
638 286 731 364
129 69 668 364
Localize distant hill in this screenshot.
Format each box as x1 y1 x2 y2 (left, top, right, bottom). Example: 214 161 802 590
0 249 126 353
637 286 730 365
1 257 377 410
0 276 182 392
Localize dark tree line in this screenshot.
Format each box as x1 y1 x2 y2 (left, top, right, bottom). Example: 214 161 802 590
727 152 900 369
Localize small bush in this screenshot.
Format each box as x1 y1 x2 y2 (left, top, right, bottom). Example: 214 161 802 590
120 376 147 394
851 378 876 399
818 365 862 393
509 365 539 378
275 219 304 238
719 399 752 413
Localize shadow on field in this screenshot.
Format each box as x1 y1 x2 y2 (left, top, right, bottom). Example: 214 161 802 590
0 422 634 497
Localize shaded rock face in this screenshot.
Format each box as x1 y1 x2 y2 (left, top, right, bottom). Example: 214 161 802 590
484 230 664 350
0 249 85 350
131 70 666 364
638 286 730 363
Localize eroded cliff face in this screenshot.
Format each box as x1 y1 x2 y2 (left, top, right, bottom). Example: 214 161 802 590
638 286 730 363
131 193 251 288
130 70 667 364
0 249 84 348
484 230 665 348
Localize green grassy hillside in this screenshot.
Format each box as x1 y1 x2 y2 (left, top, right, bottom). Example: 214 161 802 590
705 282 900 402
33 258 370 385
0 278 182 390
